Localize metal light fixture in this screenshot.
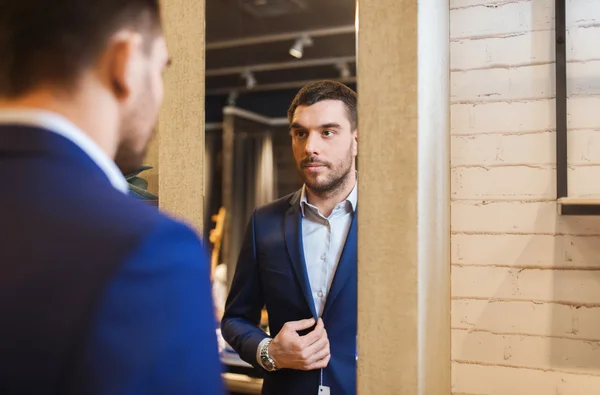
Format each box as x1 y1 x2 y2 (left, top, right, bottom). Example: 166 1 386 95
227 91 239 106
335 62 351 78
289 34 313 59
241 70 257 89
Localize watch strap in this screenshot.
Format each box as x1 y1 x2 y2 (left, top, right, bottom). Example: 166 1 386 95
260 339 278 371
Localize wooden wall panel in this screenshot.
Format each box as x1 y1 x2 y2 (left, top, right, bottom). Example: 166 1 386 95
157 0 206 232
357 0 451 393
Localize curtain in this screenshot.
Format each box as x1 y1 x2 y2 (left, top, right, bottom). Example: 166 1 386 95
227 130 277 279
255 133 277 206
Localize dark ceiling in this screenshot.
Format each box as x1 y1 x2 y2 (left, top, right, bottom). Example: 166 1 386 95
205 0 357 95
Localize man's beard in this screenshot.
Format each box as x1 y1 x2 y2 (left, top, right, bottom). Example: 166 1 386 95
114 136 149 177
114 80 156 176
298 148 354 195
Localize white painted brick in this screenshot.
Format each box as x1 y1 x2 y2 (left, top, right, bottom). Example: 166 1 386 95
568 166 600 196
451 65 553 102
451 97 600 135
568 26 600 63
451 234 600 268
452 166 600 199
570 131 600 164
451 133 554 166
453 329 600 374
451 0 521 10
451 62 600 102
452 166 555 199
450 0 599 11
449 0 600 390
570 97 600 130
451 30 554 70
452 130 600 166
450 0 600 39
451 99 555 134
452 266 600 303
451 201 600 235
451 26 600 70
452 300 600 340
450 1 551 39
452 362 600 395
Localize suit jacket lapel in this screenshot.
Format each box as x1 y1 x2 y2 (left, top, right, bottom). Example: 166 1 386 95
284 191 318 319
322 210 357 318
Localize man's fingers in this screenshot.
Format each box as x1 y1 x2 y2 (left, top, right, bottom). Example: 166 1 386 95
284 317 316 332
303 333 328 358
279 318 330 370
305 341 330 366
299 318 325 346
304 352 331 371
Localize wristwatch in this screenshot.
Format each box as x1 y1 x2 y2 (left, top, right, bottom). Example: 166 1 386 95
260 339 279 371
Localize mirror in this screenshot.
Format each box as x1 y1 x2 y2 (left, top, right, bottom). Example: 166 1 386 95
203 1 358 393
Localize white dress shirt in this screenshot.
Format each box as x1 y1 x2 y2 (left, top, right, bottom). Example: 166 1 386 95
299 182 357 318
0 108 129 193
256 180 358 367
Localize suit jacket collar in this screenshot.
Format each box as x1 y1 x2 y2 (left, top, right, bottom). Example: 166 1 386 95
297 177 358 217
288 188 303 207
0 124 118 191
0 109 128 193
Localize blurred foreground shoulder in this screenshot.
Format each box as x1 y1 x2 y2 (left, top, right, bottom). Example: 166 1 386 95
81 212 225 395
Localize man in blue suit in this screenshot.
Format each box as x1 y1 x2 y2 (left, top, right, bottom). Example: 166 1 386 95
0 1 223 394
222 81 358 394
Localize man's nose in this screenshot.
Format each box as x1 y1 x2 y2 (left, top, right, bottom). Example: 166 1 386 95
304 132 320 154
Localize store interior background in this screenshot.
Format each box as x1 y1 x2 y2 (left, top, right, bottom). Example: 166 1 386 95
202 0 357 286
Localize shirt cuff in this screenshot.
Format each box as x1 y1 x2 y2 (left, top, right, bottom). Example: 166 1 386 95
256 337 271 369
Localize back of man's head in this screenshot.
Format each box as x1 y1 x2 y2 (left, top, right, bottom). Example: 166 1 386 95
0 0 161 98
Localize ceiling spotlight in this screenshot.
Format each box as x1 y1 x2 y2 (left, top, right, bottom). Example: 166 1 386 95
227 91 239 106
241 70 256 89
289 34 313 59
335 62 351 78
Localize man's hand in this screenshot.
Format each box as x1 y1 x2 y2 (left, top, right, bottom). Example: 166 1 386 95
268 318 330 371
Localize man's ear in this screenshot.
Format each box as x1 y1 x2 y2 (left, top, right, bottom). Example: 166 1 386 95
353 130 358 156
104 31 143 101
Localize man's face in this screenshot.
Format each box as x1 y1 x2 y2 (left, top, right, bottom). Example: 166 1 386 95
113 35 169 175
290 100 357 194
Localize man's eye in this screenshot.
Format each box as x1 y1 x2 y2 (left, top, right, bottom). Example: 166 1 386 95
295 131 307 138
323 130 333 136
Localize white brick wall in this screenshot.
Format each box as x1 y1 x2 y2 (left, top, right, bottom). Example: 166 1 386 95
450 0 600 393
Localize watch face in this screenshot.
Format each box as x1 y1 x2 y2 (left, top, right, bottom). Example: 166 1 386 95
261 341 276 371
266 360 274 370
262 356 274 370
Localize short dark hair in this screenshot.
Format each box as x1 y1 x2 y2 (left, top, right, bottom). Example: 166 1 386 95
288 80 358 130
0 0 162 98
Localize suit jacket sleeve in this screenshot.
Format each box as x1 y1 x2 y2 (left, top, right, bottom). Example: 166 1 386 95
81 217 224 395
221 210 269 368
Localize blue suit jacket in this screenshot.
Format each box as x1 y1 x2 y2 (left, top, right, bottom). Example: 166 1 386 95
0 125 224 395
222 190 357 395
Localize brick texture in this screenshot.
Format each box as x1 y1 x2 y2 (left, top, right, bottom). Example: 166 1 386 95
450 0 600 393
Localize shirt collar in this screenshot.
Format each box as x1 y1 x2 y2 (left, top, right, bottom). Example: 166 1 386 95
0 108 129 194
300 174 358 217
